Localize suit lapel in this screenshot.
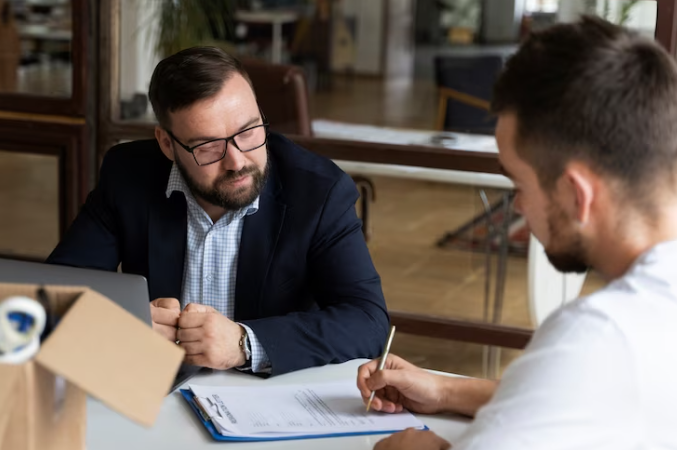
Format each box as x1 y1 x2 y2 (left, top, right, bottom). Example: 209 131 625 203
235 165 286 321
148 191 187 301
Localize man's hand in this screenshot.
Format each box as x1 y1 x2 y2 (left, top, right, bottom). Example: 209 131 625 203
357 354 450 415
374 429 450 450
177 303 246 369
150 298 181 342
358 354 498 418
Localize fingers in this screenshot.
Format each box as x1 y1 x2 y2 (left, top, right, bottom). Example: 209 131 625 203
369 390 404 414
357 354 412 397
151 298 180 311
176 327 202 343
434 433 452 450
152 322 178 342
183 303 216 314
183 354 206 367
383 354 414 371
375 429 450 450
180 341 203 355
357 359 381 397
178 311 211 329
365 368 410 393
151 305 180 327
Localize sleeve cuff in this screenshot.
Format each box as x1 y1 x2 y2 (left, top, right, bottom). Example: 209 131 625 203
237 323 272 374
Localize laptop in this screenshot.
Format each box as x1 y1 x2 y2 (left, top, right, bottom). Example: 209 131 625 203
0 258 204 390
0 258 152 324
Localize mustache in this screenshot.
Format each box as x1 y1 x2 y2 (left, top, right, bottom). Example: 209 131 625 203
219 165 258 182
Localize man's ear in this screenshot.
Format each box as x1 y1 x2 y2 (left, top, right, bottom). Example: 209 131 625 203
562 163 595 225
155 126 175 162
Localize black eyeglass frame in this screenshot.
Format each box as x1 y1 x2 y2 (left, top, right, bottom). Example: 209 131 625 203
166 114 270 166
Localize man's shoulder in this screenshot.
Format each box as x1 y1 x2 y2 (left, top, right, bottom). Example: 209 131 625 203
533 275 677 354
102 139 170 170
267 132 347 188
100 139 172 184
95 139 173 205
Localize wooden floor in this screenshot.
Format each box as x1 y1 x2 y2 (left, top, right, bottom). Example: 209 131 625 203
309 76 438 130
0 76 607 379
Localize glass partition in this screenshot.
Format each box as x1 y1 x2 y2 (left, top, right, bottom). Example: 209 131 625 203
114 0 658 132
0 0 72 97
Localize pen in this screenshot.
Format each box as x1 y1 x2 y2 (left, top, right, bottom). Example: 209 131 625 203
366 325 396 412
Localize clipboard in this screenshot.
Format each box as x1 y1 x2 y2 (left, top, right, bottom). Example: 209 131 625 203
180 389 429 442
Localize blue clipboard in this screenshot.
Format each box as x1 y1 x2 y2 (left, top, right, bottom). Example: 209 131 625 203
180 389 428 442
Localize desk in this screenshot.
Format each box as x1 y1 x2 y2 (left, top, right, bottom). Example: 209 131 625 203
236 10 299 64
312 119 512 189
87 359 471 450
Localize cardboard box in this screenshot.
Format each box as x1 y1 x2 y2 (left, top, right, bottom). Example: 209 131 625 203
0 283 184 450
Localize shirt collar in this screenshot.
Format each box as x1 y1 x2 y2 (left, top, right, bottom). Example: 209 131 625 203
165 163 260 218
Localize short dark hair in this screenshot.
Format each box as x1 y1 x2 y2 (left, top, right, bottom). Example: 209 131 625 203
148 46 254 129
493 16 677 199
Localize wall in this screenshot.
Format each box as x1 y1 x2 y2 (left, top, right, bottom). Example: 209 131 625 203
557 0 657 37
481 0 526 43
342 0 385 75
119 0 159 102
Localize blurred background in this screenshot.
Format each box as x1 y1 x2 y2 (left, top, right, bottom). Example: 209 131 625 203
0 0 664 378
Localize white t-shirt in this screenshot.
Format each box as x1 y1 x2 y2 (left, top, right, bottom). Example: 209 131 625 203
455 240 677 450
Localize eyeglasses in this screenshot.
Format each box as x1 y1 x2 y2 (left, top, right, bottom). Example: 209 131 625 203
166 118 270 166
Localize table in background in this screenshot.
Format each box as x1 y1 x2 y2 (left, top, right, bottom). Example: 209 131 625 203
312 119 511 189
236 10 299 64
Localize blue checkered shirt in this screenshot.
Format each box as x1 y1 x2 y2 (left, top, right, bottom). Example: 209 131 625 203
165 163 270 373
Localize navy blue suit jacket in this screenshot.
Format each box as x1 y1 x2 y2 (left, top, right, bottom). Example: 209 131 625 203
47 133 389 375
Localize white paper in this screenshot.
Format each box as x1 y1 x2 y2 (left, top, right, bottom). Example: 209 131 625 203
189 381 426 438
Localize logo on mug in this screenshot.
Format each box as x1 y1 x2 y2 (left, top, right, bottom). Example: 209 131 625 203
0 296 46 364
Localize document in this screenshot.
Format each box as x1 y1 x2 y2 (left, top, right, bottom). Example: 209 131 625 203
186 381 426 440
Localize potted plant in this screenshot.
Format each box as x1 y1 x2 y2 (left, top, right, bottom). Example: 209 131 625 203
154 0 241 58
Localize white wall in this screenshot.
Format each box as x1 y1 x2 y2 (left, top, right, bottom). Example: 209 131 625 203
556 0 590 22
624 0 657 38
482 0 525 43
557 0 657 37
119 0 160 102
342 0 385 75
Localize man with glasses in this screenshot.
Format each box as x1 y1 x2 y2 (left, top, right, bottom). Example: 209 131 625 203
46 47 389 376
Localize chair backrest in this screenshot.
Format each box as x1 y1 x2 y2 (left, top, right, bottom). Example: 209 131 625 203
527 234 587 326
434 55 504 134
241 58 313 136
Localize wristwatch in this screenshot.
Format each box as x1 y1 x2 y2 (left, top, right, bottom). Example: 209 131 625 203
239 327 252 363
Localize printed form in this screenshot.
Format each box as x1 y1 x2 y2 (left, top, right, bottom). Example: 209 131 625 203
189 381 426 438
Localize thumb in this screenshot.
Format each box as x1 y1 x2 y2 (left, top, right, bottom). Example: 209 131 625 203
183 303 215 313
151 297 180 311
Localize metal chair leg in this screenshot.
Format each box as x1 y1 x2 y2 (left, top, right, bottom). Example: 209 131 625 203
351 175 376 242
478 190 514 379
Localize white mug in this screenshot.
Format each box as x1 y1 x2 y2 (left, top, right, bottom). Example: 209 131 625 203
0 296 46 364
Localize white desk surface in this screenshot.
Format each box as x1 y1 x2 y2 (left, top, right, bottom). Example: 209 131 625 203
312 120 513 189
87 359 471 450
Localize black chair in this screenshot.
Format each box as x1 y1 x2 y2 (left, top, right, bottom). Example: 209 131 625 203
433 55 505 135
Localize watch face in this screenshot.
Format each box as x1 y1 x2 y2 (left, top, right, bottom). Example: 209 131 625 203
243 334 252 360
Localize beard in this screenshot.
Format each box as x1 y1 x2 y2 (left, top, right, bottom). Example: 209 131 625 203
544 202 590 274
175 152 269 211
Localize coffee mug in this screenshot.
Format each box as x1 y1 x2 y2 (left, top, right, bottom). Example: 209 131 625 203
0 296 46 364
